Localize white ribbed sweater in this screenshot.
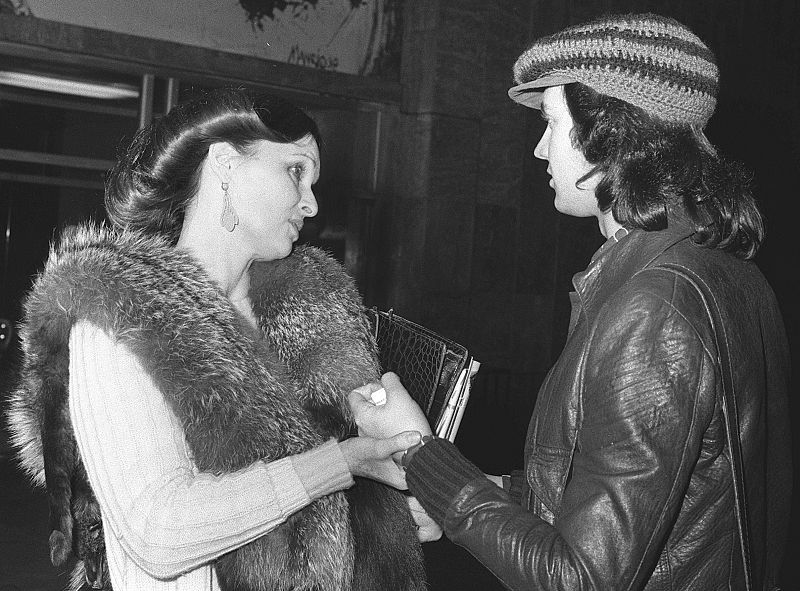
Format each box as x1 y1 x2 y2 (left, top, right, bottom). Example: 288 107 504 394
68 320 353 590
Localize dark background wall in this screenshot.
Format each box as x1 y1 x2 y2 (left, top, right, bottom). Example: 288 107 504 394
375 1 799 588
0 1 796 589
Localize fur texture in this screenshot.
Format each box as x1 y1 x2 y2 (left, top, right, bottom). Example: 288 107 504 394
6 223 425 590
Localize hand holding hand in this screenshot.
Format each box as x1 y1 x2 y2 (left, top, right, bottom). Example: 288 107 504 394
348 372 432 440
339 431 421 490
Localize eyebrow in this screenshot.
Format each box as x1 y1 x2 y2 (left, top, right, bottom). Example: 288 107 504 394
294 150 317 163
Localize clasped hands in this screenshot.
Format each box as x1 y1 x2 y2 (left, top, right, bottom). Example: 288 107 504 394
342 372 430 487
341 372 442 542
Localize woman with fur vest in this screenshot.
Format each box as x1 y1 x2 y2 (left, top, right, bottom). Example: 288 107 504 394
7 88 433 590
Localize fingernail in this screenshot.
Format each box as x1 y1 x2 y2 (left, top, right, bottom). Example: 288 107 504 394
370 388 386 406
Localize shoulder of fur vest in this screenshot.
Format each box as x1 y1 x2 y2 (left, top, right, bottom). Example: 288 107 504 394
250 245 362 305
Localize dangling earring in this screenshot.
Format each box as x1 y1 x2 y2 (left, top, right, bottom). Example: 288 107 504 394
220 181 239 232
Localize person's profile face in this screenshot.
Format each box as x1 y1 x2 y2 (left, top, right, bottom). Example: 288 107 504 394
227 134 320 262
533 86 600 218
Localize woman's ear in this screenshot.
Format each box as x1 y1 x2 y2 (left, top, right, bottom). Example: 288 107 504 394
207 142 239 183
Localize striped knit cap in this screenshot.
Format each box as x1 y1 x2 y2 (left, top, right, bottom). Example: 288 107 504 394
508 13 719 127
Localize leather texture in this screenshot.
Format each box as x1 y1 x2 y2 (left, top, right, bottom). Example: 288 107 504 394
655 261 756 589
366 309 469 427
440 214 791 591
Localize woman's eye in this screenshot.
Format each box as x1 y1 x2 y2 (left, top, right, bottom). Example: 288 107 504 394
289 164 304 180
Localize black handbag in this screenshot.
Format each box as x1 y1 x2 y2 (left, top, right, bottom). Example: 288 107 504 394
365 308 476 441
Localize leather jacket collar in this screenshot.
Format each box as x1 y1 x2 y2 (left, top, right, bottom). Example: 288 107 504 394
572 214 695 324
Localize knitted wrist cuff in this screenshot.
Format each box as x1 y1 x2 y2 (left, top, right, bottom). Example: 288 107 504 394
291 439 354 500
405 437 486 526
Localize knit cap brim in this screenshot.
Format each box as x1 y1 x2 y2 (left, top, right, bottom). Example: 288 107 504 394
508 72 579 109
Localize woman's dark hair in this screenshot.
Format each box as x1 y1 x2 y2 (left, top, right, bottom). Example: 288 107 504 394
563 82 764 259
105 87 321 244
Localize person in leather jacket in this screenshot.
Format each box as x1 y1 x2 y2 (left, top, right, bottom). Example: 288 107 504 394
349 13 792 591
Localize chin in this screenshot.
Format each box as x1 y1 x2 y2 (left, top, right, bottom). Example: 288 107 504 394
275 242 295 259
257 243 293 262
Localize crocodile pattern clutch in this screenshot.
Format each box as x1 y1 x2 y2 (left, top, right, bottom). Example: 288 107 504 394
365 308 470 428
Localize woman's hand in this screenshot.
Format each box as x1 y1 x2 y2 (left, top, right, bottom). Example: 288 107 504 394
407 496 442 542
339 431 421 490
348 372 432 440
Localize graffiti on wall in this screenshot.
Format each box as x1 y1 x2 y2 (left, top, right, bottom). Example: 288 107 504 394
20 0 401 78
0 0 32 16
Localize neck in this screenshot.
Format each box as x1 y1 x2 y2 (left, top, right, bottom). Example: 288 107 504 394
177 225 252 303
597 210 624 239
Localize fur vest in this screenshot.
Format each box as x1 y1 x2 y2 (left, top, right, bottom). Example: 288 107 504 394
6 223 425 590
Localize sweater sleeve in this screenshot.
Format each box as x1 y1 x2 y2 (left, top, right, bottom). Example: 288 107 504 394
68 320 353 579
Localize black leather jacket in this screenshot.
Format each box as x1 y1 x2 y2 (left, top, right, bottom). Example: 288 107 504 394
411 218 791 590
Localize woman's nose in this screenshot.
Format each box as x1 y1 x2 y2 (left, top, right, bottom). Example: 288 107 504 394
300 189 318 217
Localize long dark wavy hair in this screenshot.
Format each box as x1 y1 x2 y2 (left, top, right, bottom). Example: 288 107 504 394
563 82 764 259
105 87 321 244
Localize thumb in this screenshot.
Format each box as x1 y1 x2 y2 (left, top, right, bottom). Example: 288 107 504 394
379 430 421 455
351 382 383 401
347 389 374 413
